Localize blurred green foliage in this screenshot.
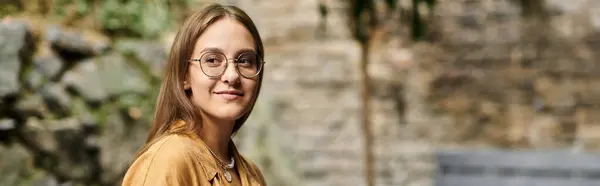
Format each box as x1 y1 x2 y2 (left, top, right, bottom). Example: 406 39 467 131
348 0 438 43
96 0 173 38
52 0 92 17
53 0 190 38
1 0 191 39
0 6 19 18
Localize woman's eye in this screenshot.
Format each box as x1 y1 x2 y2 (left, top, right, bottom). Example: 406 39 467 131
206 58 217 63
238 58 256 67
203 56 221 63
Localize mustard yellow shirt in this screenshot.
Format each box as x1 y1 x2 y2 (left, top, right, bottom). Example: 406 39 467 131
121 128 266 186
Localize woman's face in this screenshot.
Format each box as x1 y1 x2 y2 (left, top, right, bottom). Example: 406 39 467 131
185 17 259 123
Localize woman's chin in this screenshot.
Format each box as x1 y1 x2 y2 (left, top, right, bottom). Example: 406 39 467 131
211 108 247 121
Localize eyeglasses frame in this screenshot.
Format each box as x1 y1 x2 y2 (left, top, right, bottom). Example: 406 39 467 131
187 51 266 79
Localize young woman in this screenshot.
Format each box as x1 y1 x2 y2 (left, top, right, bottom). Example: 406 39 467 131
122 4 266 186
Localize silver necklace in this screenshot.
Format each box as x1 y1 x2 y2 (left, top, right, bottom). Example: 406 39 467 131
206 146 235 182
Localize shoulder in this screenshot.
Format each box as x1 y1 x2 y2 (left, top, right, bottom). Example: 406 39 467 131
147 134 196 154
140 134 198 164
122 134 205 186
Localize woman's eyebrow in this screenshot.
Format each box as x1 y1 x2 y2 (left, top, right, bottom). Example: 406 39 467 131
235 48 257 56
199 47 222 54
198 48 256 56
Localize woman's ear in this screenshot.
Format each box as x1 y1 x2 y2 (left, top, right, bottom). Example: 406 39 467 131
183 72 191 90
183 80 191 90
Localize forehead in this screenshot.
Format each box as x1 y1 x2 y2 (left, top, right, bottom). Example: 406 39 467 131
193 17 256 55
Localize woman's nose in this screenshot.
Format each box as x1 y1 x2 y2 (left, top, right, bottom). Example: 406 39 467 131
220 61 240 85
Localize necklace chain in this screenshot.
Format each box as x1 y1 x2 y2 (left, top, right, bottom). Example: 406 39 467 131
204 143 235 182
206 145 235 170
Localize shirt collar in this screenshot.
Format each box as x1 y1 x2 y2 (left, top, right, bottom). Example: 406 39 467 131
169 120 262 184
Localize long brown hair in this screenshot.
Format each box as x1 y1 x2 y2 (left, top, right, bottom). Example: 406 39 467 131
135 3 264 157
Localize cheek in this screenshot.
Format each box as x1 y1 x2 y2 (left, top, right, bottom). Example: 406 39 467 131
188 67 215 97
243 79 258 98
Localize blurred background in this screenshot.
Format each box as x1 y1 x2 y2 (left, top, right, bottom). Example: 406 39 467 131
2 0 600 186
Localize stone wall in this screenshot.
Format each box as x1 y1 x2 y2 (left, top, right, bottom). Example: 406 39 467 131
3 0 600 186
233 0 600 186
0 19 166 185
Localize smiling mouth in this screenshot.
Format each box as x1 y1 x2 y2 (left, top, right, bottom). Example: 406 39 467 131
214 90 244 101
214 90 244 96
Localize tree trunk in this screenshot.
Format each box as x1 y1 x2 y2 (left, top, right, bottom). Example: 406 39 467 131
360 39 375 186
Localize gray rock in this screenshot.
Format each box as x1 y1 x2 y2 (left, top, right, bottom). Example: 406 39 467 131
0 55 20 98
61 53 149 102
0 118 16 143
22 117 85 154
114 39 167 79
23 117 58 153
25 69 46 90
0 20 35 55
0 143 33 186
45 117 82 133
70 98 98 135
0 21 35 98
31 175 74 186
54 132 91 181
14 93 47 118
546 0 587 14
61 59 107 102
39 83 71 117
98 108 147 184
22 117 94 181
46 25 110 60
98 54 150 96
0 118 15 131
33 52 64 80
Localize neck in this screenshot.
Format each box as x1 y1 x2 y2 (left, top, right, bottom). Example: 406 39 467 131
195 112 235 163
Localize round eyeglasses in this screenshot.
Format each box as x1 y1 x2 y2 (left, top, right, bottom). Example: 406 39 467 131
188 52 265 79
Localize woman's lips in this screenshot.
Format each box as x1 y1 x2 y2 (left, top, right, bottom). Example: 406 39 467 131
214 90 244 101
